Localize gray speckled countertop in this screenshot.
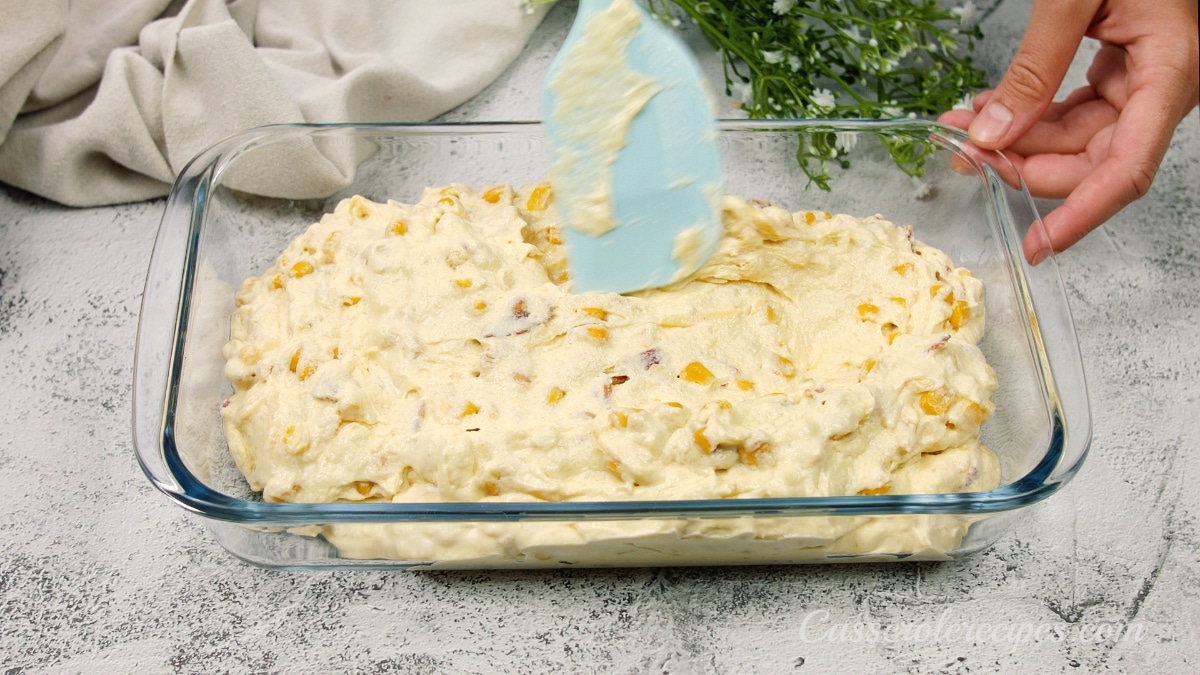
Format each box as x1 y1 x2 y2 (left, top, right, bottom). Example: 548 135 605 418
2 2 1197 672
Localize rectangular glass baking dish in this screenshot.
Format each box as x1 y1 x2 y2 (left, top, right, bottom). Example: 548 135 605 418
133 121 1091 569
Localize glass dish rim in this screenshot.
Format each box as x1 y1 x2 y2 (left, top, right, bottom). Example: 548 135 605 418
133 119 1091 527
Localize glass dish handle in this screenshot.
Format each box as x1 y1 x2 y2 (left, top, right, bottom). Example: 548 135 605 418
995 163 1093 486
132 164 211 496
930 123 1092 488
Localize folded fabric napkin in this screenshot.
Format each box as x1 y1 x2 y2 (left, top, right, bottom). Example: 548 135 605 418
0 0 548 206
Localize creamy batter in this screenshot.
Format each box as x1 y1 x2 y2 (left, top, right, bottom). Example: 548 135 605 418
221 185 1000 565
546 0 657 238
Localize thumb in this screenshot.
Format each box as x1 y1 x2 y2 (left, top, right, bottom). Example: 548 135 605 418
969 0 1100 149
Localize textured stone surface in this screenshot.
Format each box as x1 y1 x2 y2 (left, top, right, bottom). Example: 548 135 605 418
2 1 1197 672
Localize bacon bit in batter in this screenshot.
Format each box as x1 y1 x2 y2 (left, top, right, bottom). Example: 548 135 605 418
640 348 661 369
929 334 951 352
413 402 425 432
963 464 979 488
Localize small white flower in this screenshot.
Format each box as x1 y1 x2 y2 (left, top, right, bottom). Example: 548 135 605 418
811 88 836 110
730 81 754 106
880 105 904 118
952 92 974 110
762 50 785 65
868 38 878 48
912 175 933 200
951 1 978 26
773 0 797 14
787 54 802 72
671 17 682 28
835 131 858 153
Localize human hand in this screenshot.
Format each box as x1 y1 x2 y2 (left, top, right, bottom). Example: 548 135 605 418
938 0 1199 263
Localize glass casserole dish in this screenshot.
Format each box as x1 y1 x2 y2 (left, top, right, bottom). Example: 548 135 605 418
133 121 1091 569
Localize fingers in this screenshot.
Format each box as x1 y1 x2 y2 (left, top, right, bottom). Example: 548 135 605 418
988 0 1199 262
1003 97 1118 156
1023 154 1138 262
941 93 1117 194
945 85 1113 160
936 109 975 130
1022 93 1171 260
968 0 1101 149
974 85 1095 124
1038 85 1099 122
1017 133 1109 199
1086 44 1130 109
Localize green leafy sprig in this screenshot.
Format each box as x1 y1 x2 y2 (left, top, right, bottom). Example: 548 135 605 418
644 0 988 188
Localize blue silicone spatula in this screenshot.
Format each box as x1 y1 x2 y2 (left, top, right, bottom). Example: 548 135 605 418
542 0 723 294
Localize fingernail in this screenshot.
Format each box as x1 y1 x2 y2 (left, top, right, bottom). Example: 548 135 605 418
969 101 1013 145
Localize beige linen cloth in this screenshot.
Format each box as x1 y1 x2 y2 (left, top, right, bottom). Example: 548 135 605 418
0 0 548 206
